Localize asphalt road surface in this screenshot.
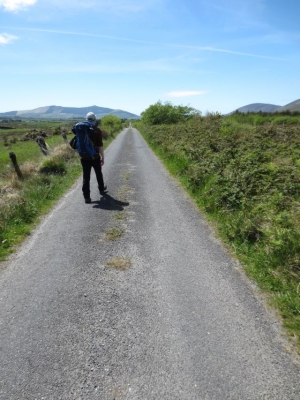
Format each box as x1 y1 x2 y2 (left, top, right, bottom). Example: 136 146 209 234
0 128 299 400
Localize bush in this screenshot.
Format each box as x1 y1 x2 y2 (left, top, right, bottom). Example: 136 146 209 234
272 116 298 125
101 129 110 140
39 157 67 175
53 126 62 135
141 101 200 125
101 115 122 134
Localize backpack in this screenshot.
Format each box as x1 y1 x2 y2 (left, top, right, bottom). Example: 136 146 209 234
71 122 98 158
69 135 77 150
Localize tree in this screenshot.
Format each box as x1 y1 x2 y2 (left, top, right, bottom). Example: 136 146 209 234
140 101 200 125
101 115 122 134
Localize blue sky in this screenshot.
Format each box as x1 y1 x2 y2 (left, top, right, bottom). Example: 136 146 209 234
0 0 299 116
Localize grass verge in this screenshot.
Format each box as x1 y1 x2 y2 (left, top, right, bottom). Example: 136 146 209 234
0 134 115 261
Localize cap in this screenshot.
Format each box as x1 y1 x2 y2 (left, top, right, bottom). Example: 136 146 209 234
86 112 96 122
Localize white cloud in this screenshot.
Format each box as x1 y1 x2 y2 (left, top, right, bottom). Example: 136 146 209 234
0 33 18 44
0 0 37 11
167 91 208 98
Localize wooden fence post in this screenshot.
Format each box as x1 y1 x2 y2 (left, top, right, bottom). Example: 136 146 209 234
9 152 24 180
61 130 68 143
36 136 49 155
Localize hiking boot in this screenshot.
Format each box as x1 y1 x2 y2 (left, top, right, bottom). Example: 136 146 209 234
84 197 91 204
100 186 107 195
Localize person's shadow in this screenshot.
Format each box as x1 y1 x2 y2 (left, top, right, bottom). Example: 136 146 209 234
92 193 129 211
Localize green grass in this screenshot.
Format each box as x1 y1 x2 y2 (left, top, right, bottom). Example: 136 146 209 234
0 156 82 260
137 114 300 350
0 135 74 172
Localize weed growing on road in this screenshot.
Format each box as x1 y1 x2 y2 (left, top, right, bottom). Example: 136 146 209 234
106 257 131 270
113 212 127 221
120 171 131 183
105 227 124 241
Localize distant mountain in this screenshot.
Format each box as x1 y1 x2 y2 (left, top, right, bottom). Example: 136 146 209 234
232 103 281 113
275 99 300 112
231 99 300 114
0 105 140 120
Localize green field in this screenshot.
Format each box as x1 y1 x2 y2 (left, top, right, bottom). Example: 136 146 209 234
136 112 300 351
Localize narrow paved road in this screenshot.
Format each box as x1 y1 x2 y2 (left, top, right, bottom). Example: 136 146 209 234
0 128 299 400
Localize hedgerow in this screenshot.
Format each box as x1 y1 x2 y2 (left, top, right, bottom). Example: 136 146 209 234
139 113 300 346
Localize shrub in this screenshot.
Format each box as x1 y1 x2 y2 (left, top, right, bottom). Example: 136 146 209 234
141 101 200 125
101 129 110 140
39 157 67 175
101 115 122 134
53 126 62 135
51 143 77 162
9 137 17 145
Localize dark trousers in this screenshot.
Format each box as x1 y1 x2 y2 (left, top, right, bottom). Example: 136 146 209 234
81 158 105 198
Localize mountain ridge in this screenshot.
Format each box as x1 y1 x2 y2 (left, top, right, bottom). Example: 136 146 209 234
275 99 300 112
0 105 140 120
232 99 300 114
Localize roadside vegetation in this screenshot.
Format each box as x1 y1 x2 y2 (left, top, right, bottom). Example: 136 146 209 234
135 102 300 349
0 118 119 261
140 100 200 125
100 114 123 136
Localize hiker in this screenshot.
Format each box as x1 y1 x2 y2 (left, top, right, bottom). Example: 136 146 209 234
72 112 107 203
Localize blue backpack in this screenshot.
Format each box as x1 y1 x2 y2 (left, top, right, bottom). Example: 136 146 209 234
71 122 98 158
